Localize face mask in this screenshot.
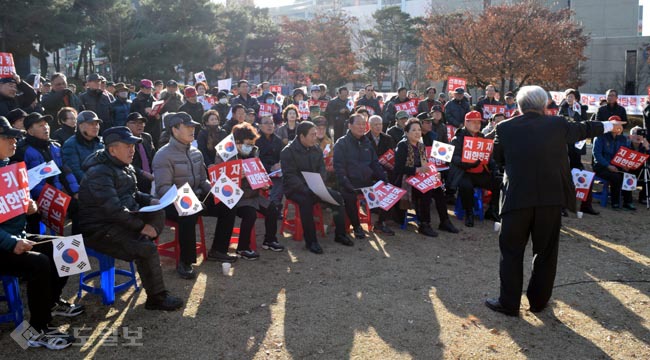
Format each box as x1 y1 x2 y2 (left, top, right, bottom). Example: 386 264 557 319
219 98 228 104
118 91 128 98
240 144 254 156
266 99 274 104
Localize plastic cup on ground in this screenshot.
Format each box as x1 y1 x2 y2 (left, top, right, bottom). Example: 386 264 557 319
222 262 231 276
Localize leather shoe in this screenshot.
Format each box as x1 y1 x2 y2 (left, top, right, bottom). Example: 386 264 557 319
438 220 459 234
176 262 195 280
580 206 599 215
145 291 183 311
334 234 354 246
418 223 438 237
561 208 569 217
307 242 323 254
529 303 547 313
464 214 474 227
353 226 366 239
485 298 518 316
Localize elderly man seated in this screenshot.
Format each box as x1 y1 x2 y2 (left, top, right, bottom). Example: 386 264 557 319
592 115 635 210
629 126 650 204
334 113 394 236
79 126 183 311
280 121 354 254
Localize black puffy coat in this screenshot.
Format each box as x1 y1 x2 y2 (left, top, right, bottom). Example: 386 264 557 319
333 130 387 191
78 149 154 242
280 138 326 196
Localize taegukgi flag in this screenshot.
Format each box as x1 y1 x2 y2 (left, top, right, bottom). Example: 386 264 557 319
52 235 91 277
430 141 454 163
215 134 238 161
174 183 203 216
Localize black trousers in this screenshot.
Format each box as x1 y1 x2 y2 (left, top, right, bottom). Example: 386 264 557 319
0 235 69 331
86 211 167 297
286 189 345 246
459 171 500 212
412 186 450 225
595 169 633 206
498 206 561 311
235 204 279 251
165 198 236 264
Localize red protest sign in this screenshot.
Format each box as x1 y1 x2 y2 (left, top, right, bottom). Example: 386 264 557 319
298 101 310 119
37 184 71 235
0 53 16 79
461 137 494 165
270 85 282 93
308 99 328 112
447 125 456 142
544 108 559 116
447 77 466 92
0 162 30 223
425 146 449 171
208 160 243 204
482 105 506 120
610 146 649 170
259 103 278 117
378 149 395 170
372 182 406 211
405 163 442 193
242 158 272 190
394 100 418 116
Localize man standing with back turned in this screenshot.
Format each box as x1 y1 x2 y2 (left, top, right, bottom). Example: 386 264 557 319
485 85 619 316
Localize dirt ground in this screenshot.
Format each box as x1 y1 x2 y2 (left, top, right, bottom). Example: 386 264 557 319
1 196 649 359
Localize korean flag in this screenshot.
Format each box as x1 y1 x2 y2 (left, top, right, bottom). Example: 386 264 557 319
210 173 243 209
571 169 595 189
27 160 61 190
216 134 238 162
174 183 203 216
360 185 380 209
622 173 637 191
53 235 91 277
430 141 454 163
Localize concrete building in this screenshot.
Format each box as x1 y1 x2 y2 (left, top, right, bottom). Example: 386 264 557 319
269 0 649 94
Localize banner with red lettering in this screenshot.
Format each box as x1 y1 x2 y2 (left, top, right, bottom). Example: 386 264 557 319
242 158 272 190
37 184 71 235
544 108 559 116
208 160 243 204
405 163 442 193
447 77 466 92
426 146 451 171
259 103 278 117
462 137 494 165
394 100 418 116
270 85 282 94
0 53 16 79
378 149 395 170
447 125 456 142
0 162 30 223
369 181 406 211
482 105 506 120
610 146 649 170
308 99 328 112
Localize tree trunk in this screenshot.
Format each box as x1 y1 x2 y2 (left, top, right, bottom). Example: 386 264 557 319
54 49 60 73
38 42 48 77
74 43 85 79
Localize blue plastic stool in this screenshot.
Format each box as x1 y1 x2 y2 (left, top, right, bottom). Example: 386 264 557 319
454 188 485 221
78 248 139 305
0 276 24 327
592 176 610 207
400 210 419 230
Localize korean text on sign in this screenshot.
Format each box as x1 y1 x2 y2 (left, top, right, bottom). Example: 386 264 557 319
0 162 30 223
461 137 494 165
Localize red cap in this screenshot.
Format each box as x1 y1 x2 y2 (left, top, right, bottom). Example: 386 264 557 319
140 79 153 89
465 110 482 122
184 86 197 98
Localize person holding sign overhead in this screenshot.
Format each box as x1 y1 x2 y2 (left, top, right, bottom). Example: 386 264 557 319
592 115 635 210
0 117 83 349
280 121 354 254
448 111 501 227
393 118 459 237
153 112 237 279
